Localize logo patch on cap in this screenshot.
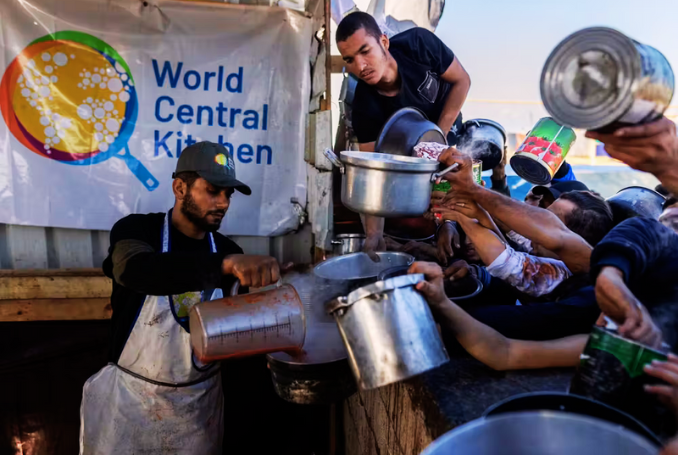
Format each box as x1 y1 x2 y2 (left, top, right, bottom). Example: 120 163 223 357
215 153 231 169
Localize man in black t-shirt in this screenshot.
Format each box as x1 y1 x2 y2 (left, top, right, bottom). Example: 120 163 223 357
80 141 280 453
336 11 470 150
336 12 471 253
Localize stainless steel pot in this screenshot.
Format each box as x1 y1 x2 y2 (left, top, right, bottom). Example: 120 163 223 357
324 149 458 217
457 118 506 170
327 274 449 390
331 233 365 256
421 411 658 455
374 107 447 156
607 186 666 225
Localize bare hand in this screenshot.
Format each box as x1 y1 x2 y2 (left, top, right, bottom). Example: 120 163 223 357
436 222 460 264
363 233 386 262
596 266 663 348
586 117 678 184
401 241 439 262
444 260 478 282
222 255 280 288
644 353 678 414
408 261 448 309
437 147 478 198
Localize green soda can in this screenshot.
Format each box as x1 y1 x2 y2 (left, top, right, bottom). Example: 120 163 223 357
472 160 482 185
432 181 451 193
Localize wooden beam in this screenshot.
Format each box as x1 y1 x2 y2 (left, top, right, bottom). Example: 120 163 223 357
331 55 345 74
0 270 111 300
0 298 111 321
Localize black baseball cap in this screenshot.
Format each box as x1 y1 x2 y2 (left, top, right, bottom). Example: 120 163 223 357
532 180 589 201
173 141 251 195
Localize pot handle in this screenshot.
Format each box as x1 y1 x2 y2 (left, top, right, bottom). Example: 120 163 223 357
323 148 345 173
431 162 459 182
326 296 352 314
229 278 283 296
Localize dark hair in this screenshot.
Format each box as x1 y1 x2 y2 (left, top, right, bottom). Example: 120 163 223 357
558 191 614 246
336 12 383 43
664 194 677 211
173 171 200 189
655 184 671 197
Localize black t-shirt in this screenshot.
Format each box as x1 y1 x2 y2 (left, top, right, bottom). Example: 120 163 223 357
352 27 461 144
102 212 243 362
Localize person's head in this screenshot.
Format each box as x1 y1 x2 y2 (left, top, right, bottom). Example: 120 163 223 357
527 180 590 209
659 194 678 233
172 142 251 232
336 12 390 85
549 190 614 246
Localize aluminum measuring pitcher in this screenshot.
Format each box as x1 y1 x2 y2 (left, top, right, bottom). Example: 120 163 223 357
189 280 306 363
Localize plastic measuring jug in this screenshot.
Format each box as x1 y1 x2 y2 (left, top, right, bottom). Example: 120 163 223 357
189 281 306 363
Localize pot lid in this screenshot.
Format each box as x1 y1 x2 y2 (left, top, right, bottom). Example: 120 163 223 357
335 233 366 239
340 151 440 172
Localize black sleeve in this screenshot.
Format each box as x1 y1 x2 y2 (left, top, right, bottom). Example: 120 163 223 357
406 28 455 75
107 215 239 296
590 217 677 284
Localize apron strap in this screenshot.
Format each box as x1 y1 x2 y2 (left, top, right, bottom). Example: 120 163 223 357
111 362 220 388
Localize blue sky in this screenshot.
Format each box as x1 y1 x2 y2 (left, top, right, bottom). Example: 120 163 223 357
434 0 678 131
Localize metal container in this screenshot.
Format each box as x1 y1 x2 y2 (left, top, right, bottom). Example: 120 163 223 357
483 392 661 446
541 27 675 131
607 186 666 225
189 284 306 363
457 118 506 170
569 326 668 412
324 149 458 217
266 269 356 405
377 265 483 300
510 117 577 185
314 251 414 281
421 411 659 455
375 107 447 156
331 233 365 256
327 274 449 390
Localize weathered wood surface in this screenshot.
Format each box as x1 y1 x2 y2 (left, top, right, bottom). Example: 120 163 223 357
343 356 573 455
0 298 111 321
0 273 111 300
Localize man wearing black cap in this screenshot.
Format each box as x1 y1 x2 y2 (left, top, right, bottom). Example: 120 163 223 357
79 142 280 454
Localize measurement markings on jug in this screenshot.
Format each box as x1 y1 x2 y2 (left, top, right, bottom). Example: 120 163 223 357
211 315 295 344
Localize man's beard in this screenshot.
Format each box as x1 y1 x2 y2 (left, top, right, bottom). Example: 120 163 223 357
181 189 225 232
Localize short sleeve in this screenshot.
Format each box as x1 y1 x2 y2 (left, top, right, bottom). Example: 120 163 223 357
400 28 455 75
350 85 384 144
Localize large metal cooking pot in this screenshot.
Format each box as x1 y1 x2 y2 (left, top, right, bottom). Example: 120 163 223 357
421 411 658 455
457 118 506 170
324 149 458 217
606 186 665 225
331 233 365 256
375 107 447 156
483 392 661 446
327 274 449 390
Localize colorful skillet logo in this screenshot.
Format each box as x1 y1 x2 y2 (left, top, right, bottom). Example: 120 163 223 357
0 31 159 191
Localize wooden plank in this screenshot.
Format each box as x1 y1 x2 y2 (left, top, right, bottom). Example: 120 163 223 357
0 298 111 321
0 268 104 278
0 275 111 300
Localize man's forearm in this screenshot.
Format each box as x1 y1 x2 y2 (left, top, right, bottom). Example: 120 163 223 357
658 166 678 196
456 217 507 266
112 240 225 296
437 82 470 134
361 214 384 237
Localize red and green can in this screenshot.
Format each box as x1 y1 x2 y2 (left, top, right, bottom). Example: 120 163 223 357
510 117 576 185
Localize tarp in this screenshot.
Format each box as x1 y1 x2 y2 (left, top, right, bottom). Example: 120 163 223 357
0 0 312 236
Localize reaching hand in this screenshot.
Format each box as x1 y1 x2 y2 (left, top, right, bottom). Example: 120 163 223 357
444 260 478 282
586 117 678 192
408 261 449 310
436 222 460 264
437 147 478 198
644 353 678 414
222 254 280 288
596 266 663 348
363 233 386 262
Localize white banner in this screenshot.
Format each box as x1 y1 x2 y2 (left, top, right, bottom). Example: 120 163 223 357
0 0 311 236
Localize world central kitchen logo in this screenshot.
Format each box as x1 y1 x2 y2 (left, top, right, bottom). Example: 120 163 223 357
0 31 274 191
150 60 273 165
